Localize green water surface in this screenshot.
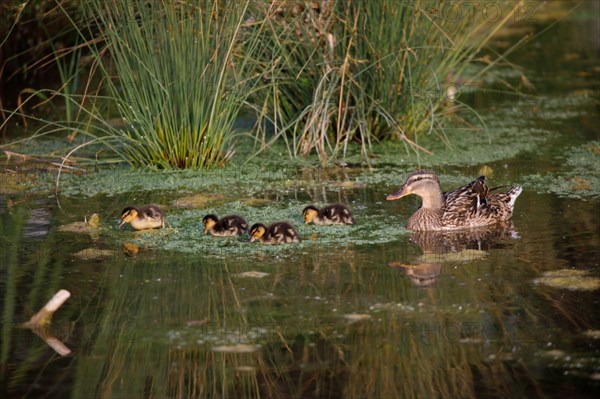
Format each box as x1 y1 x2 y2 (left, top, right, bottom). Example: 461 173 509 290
1 2 599 398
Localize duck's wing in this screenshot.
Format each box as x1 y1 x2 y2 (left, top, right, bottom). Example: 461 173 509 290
442 176 486 209
228 216 248 232
322 204 353 224
144 205 164 219
439 176 494 228
440 177 521 228
268 222 300 243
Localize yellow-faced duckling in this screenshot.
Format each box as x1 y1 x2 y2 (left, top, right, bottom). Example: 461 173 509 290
202 214 248 237
119 205 165 230
386 170 522 231
249 222 300 244
303 203 355 225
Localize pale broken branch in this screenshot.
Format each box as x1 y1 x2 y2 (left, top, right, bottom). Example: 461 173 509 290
23 289 72 356
24 289 71 327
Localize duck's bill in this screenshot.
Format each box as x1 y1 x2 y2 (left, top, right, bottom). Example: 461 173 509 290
386 186 410 200
118 219 126 228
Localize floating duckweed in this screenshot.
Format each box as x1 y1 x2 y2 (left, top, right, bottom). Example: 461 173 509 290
235 366 256 372
0 173 29 194
417 249 487 263
235 271 270 279
539 349 567 359
534 269 600 291
524 141 600 199
172 193 226 209
342 314 372 322
583 330 600 339
58 221 99 234
211 344 259 353
119 202 408 259
73 248 115 260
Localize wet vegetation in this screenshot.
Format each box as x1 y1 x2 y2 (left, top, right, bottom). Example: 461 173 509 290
1 1 599 399
2 0 526 168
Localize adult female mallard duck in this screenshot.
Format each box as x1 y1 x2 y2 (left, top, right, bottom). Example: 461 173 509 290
303 204 355 225
202 214 248 237
386 170 522 231
119 205 165 230
249 222 300 244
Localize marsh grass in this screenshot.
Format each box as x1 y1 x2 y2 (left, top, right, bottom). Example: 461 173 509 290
1 0 525 170
248 1 521 164
82 0 260 169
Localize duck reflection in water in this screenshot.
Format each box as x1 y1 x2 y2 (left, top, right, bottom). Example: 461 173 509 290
388 222 519 287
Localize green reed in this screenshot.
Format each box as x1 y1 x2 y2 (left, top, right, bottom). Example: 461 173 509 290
248 0 518 164
84 0 258 169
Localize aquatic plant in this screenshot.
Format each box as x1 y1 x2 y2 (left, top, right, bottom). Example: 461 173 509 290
0 0 87 132
247 0 521 164
1 0 529 171
81 0 260 169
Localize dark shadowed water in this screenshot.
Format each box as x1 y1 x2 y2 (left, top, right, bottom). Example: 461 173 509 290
1 2 599 398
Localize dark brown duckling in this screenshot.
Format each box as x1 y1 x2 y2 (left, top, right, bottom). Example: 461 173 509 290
302 203 355 225
202 214 248 237
249 222 300 244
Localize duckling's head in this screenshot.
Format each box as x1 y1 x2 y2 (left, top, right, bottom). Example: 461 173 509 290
119 206 139 227
386 170 441 206
302 205 319 224
249 223 266 242
202 214 219 235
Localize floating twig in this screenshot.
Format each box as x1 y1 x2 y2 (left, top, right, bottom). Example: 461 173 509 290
23 289 72 356
24 289 71 327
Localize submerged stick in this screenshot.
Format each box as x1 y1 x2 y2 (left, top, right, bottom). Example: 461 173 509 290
24 289 71 327
23 289 72 356
32 332 72 356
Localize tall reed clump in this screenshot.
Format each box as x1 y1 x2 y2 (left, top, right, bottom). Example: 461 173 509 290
85 0 257 169
248 0 518 164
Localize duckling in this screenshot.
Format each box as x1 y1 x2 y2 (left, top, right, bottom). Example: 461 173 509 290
202 214 248 237
119 205 165 230
249 222 300 244
303 204 355 225
386 170 522 231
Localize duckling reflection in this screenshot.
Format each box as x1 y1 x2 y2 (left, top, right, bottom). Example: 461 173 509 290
388 261 442 288
389 223 519 287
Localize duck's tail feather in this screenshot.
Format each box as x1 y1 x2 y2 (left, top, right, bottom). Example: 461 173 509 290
507 186 523 208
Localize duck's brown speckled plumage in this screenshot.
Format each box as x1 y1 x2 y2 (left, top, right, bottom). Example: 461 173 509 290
387 170 522 231
303 204 355 225
202 214 248 237
249 222 300 244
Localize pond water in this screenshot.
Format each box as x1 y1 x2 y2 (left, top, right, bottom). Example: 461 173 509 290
1 3 599 399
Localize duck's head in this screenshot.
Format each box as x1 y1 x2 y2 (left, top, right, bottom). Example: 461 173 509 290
302 205 319 224
386 170 441 201
119 206 138 227
202 214 219 235
249 223 266 242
